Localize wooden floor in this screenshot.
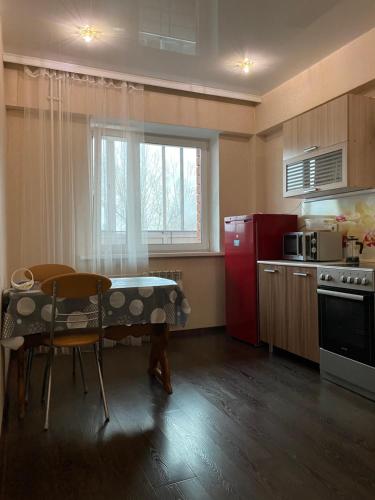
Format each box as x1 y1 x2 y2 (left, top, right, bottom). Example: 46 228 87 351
1 331 375 500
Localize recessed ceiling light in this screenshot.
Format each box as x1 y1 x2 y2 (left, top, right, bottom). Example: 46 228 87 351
78 25 101 43
237 58 254 74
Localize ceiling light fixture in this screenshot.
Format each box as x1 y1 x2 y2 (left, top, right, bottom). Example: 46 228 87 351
238 58 254 74
79 25 101 43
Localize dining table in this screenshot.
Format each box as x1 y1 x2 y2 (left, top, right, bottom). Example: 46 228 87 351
1 276 191 418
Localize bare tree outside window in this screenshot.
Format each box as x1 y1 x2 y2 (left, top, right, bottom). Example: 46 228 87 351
98 134 205 250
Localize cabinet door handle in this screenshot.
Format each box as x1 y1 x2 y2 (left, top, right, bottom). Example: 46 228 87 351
264 269 278 273
293 272 309 277
303 145 319 153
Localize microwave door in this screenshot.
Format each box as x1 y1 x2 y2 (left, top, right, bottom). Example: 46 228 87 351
284 233 303 260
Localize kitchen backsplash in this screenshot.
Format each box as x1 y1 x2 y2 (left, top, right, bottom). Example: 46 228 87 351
301 191 375 259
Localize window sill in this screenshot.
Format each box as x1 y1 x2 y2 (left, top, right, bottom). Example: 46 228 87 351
149 251 224 258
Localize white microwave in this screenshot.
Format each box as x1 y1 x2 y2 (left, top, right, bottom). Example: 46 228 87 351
283 231 343 261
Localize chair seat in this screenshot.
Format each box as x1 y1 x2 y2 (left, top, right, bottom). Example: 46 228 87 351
42 331 100 347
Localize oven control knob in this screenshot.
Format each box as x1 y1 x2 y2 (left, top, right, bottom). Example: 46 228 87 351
341 275 346 283
325 274 332 281
347 277 353 284
319 273 325 280
311 247 317 254
311 238 317 244
354 277 361 285
362 277 369 285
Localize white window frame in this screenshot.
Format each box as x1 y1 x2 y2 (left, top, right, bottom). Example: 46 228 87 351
95 130 210 254
144 134 209 254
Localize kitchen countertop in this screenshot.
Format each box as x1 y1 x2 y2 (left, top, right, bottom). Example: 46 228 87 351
257 260 345 268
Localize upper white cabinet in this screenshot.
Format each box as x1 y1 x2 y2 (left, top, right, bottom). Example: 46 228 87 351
283 94 375 198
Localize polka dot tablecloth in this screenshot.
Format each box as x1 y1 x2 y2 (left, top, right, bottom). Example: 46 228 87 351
1 277 191 340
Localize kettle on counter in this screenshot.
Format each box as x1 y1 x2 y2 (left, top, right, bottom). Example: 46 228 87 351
344 235 363 264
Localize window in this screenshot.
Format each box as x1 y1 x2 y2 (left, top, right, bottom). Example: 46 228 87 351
97 133 209 253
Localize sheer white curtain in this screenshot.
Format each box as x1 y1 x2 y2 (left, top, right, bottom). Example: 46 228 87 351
13 66 148 276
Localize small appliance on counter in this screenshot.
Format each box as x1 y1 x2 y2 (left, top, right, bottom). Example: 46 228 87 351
283 231 343 262
224 214 297 345
344 235 363 264
317 262 375 401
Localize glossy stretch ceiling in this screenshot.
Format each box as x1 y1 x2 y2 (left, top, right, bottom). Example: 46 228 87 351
2 0 375 96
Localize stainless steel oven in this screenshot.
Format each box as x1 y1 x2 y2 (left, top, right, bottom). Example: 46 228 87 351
318 287 374 365
317 264 375 400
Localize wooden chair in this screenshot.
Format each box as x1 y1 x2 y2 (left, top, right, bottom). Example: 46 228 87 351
25 264 77 402
27 264 76 283
40 272 112 430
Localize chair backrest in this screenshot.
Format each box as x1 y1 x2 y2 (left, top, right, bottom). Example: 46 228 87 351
40 272 112 299
28 264 76 282
41 273 112 338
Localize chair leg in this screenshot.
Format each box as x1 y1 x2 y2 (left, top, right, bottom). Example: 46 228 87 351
72 347 76 376
41 349 52 404
44 348 54 431
77 347 88 394
93 344 109 421
25 348 34 403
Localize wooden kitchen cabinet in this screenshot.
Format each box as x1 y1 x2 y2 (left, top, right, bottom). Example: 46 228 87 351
285 266 320 363
283 94 375 198
258 264 287 350
258 263 320 363
283 95 348 161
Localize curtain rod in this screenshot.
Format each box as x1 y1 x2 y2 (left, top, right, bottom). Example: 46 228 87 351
4 53 262 104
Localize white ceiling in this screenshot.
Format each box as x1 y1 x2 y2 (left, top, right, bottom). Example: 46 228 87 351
2 0 375 97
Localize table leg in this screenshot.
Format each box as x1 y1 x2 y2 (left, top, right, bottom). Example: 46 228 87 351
1 345 6 405
17 345 26 419
148 323 172 394
2 345 10 426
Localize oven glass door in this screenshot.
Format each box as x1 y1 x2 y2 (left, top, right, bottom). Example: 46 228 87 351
318 287 374 365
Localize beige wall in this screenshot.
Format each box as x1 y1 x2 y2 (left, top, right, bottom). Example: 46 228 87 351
255 128 301 215
144 88 255 135
149 256 225 329
256 27 375 133
4 66 256 136
219 134 255 241
0 18 10 434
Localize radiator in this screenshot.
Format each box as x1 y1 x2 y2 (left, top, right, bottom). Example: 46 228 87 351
148 270 183 290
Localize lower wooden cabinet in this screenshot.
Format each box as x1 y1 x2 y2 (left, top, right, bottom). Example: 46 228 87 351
258 263 320 363
258 264 287 349
285 267 320 363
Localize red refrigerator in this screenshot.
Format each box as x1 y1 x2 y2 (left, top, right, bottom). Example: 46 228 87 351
224 214 297 345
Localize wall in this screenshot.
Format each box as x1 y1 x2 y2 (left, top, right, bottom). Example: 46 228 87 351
256 27 375 133
5 66 256 331
144 88 255 135
149 256 225 329
0 18 9 433
255 128 300 215
4 66 256 136
303 192 375 260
